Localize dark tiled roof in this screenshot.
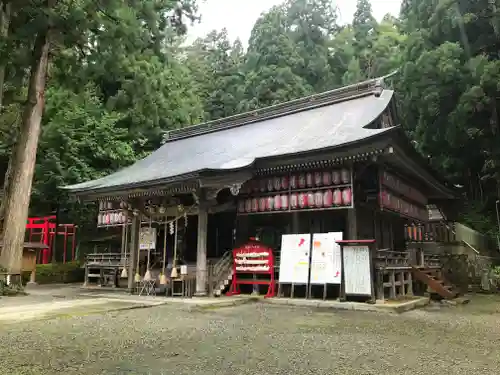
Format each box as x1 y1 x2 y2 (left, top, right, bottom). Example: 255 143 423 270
63 77 396 194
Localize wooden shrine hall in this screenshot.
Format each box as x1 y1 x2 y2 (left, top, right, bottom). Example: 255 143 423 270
63 75 457 300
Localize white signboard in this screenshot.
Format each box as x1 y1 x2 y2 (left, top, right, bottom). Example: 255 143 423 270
139 227 157 250
279 234 311 284
343 245 372 296
310 232 343 285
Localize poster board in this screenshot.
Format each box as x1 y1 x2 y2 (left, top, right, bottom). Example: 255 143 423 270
310 232 343 285
139 227 157 250
279 234 311 283
343 245 372 295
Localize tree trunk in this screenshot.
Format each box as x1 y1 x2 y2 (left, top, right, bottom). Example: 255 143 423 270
0 1 12 233
0 1 10 110
0 28 51 276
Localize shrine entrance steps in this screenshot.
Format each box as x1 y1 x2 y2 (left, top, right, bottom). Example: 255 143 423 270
411 266 459 300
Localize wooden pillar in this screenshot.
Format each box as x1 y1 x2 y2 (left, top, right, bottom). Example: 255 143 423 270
195 200 209 296
291 212 300 233
28 267 36 285
127 214 140 292
347 208 358 240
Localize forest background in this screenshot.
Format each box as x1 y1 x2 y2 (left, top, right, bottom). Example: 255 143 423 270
0 0 499 245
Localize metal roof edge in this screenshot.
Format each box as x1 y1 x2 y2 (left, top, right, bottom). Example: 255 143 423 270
67 129 398 200
163 73 397 143
388 130 457 198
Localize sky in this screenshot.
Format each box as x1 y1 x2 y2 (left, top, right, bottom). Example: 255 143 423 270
187 0 402 45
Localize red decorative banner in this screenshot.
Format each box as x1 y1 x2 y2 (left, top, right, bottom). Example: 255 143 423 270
380 171 427 206
379 188 427 222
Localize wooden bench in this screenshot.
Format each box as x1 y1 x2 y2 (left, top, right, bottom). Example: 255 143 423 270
84 252 127 287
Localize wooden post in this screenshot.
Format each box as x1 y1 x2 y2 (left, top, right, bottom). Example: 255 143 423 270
29 267 36 284
195 199 209 296
347 208 358 240
127 214 140 292
83 263 89 287
292 212 299 233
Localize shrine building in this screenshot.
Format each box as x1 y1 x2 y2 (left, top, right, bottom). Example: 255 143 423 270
63 75 457 300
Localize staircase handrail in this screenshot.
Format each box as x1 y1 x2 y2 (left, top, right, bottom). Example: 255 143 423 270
209 250 233 294
443 222 480 255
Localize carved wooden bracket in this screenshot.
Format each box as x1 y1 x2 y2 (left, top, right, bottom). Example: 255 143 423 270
228 183 242 196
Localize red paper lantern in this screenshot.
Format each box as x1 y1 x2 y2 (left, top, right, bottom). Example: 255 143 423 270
332 170 341 185
341 169 350 184
281 176 289 190
298 193 308 208
402 199 407 213
267 178 274 192
274 177 281 191
274 195 282 210
333 189 342 205
323 190 333 207
314 172 322 187
397 197 403 211
306 172 313 187
322 171 332 186
290 175 298 189
314 191 323 207
238 201 245 213
281 195 289 210
245 199 252 212
290 193 298 209
298 173 306 188
379 191 387 207
342 188 352 206
266 196 274 211
259 197 266 211
307 191 315 208
251 198 258 212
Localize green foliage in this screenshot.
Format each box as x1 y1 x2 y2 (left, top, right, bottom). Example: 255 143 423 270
397 0 500 235
0 0 203 226
21 261 84 285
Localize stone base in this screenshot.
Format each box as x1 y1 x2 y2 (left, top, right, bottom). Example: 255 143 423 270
193 291 208 297
4 273 22 286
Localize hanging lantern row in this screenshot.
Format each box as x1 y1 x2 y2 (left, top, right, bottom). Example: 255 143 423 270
97 210 128 226
242 169 351 194
238 188 352 213
99 201 115 211
381 171 427 206
380 189 427 221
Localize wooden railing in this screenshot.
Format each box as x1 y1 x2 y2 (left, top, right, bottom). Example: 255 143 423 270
85 252 127 267
405 222 457 243
208 251 233 295
374 249 411 268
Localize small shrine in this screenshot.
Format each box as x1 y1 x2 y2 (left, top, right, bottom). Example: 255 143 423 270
63 76 457 302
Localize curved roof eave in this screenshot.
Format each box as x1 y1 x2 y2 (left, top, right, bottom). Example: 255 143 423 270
63 86 395 195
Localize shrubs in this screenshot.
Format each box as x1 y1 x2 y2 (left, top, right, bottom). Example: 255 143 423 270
22 261 84 285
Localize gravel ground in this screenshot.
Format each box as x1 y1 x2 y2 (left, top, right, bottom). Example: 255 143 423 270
1 296 500 375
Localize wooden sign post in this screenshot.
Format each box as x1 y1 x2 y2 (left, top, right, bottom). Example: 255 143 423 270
336 239 376 303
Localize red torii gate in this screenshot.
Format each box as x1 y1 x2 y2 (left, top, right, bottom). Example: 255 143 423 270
25 215 77 264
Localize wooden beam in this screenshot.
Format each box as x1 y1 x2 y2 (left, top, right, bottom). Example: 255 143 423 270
194 190 209 296
127 214 140 292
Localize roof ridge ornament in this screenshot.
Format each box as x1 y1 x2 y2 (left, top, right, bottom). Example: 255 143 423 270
163 75 393 143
